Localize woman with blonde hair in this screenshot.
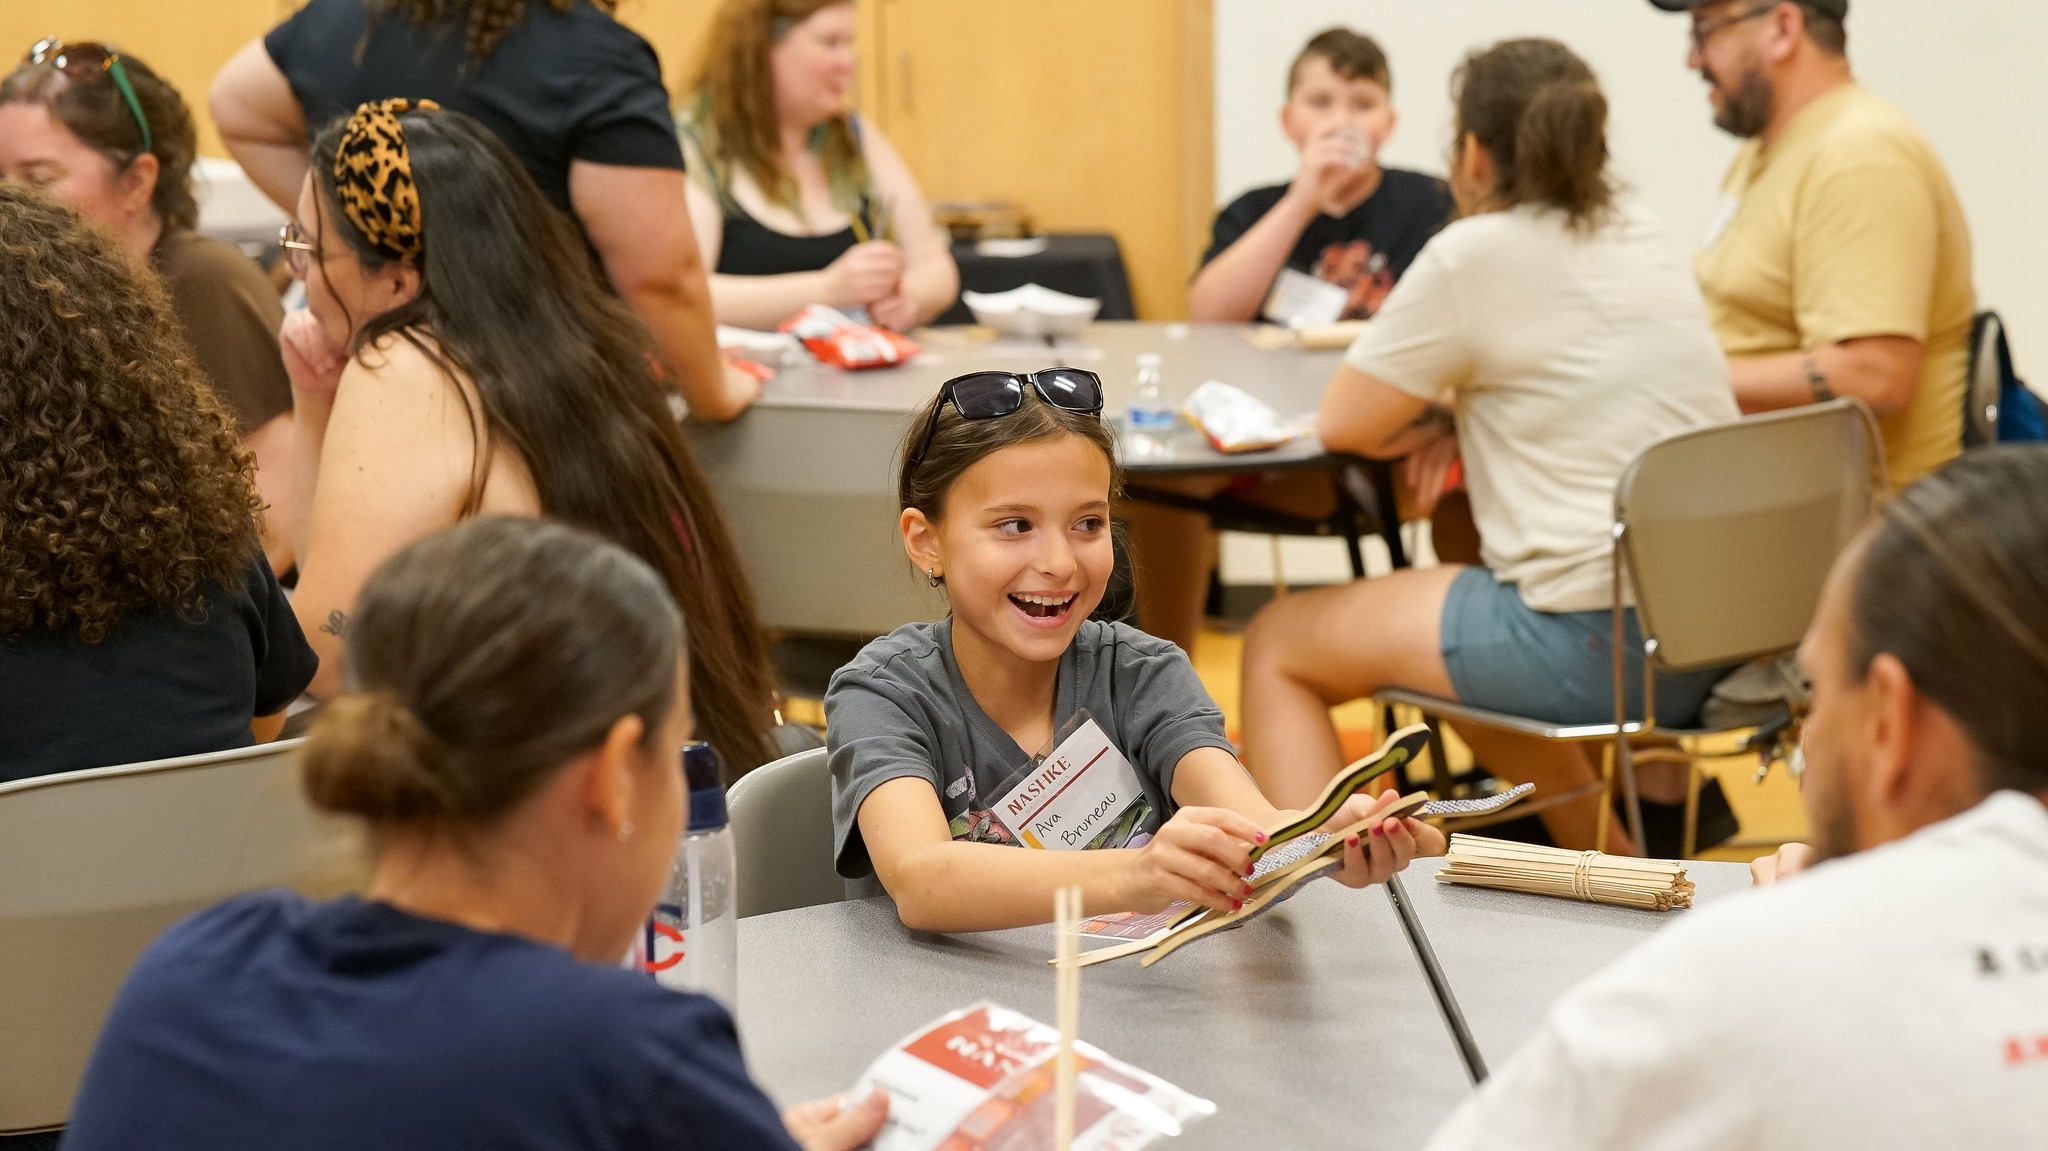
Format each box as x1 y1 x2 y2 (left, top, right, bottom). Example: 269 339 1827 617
682 0 957 330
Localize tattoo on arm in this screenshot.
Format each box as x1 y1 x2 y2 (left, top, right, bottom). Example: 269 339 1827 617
1378 403 1455 451
319 610 348 638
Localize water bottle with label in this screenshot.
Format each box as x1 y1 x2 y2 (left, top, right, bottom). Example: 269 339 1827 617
636 741 738 1010
1126 352 1175 459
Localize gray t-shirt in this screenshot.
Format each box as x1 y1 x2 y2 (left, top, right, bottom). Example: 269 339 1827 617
826 618 1235 878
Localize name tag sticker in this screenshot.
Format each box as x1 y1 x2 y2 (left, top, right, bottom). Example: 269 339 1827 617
1262 268 1349 328
1701 192 1741 251
990 711 1153 851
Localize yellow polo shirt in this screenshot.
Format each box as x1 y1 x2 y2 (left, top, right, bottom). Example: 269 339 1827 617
1696 84 1974 488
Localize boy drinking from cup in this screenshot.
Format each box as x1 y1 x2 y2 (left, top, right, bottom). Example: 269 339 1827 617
1190 28 1452 325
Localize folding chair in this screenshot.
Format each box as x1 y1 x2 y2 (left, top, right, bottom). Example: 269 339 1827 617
0 740 367 1135
726 747 849 918
1377 399 1886 856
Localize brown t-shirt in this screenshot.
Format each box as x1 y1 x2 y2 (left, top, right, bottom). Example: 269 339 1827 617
151 229 291 433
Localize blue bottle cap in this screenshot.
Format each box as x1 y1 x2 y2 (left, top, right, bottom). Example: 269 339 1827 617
682 741 728 831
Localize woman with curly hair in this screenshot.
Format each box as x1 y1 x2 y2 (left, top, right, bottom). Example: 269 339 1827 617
210 0 758 420
0 43 298 571
680 0 957 331
0 185 317 785
279 100 781 778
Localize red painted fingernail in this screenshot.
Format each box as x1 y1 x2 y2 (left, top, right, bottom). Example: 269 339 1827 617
1243 883 1254 896
1255 831 1269 844
1243 863 1255 877
1232 899 1244 911
1347 835 1361 848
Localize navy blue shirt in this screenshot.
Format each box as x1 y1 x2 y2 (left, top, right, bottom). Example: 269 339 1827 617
0 555 315 785
64 892 799 1151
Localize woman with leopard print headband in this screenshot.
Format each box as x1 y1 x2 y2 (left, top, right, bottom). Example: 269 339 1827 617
279 99 783 781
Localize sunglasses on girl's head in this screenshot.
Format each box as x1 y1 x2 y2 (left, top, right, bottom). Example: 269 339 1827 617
24 38 152 155
910 368 1105 469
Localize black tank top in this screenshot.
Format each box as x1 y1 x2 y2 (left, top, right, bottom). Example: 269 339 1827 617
714 200 866 277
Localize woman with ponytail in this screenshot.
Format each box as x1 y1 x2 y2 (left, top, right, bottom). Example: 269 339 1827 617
1241 39 1740 854
64 517 886 1151
278 99 781 778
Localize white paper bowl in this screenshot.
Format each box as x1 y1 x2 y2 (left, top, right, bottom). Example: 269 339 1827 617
962 284 1101 339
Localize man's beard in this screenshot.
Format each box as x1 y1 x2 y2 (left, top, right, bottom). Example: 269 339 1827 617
1709 65 1775 138
1804 760 1860 866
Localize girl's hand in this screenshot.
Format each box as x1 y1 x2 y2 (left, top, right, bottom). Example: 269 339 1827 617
280 308 349 404
1119 806 1266 915
1325 787 1447 890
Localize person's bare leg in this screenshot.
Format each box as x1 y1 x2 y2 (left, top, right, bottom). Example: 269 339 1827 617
1123 479 1226 653
1447 726 1639 855
1239 565 1465 808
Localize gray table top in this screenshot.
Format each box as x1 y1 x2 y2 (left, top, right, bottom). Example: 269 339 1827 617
735 887 1473 1150
1396 855 1755 1072
754 322 1350 474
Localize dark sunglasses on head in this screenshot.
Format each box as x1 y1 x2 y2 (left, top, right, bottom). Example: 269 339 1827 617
24 38 152 155
910 368 1105 469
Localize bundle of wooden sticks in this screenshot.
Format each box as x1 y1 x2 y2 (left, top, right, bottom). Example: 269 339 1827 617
1437 834 1696 911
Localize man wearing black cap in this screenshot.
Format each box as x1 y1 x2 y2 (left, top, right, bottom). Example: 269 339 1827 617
1652 0 1974 491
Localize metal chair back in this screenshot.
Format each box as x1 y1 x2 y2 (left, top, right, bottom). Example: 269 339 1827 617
1616 398 1887 674
0 740 367 1133
727 747 848 918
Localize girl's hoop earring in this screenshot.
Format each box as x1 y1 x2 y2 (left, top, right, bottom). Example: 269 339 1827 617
925 568 942 588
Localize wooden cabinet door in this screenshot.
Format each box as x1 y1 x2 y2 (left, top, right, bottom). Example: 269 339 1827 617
860 0 1213 320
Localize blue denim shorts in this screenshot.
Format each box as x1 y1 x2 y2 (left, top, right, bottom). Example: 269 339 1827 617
1440 566 1730 728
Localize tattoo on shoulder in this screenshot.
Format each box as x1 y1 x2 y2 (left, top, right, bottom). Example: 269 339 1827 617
319 610 348 638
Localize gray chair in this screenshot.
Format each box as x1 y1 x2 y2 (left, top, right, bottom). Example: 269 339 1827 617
1378 399 1887 856
727 747 848 918
0 739 368 1136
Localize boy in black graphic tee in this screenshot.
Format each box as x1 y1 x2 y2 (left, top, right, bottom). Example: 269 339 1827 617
1190 27 1452 324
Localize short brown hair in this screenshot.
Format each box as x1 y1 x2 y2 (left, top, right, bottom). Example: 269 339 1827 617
1850 446 2048 796
1287 28 1391 97
0 185 259 643
1797 4 1848 55
1452 38 1615 232
304 517 683 828
0 49 200 232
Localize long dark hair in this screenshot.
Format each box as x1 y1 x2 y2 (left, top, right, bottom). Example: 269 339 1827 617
0 49 199 231
309 106 778 775
1851 446 2048 794
0 184 258 642
1451 38 1615 232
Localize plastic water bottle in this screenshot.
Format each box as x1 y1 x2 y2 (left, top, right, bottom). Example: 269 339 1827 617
1128 353 1175 431
637 741 739 1010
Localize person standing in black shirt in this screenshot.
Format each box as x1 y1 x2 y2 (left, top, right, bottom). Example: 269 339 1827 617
209 0 758 420
0 185 315 786
1189 28 1452 324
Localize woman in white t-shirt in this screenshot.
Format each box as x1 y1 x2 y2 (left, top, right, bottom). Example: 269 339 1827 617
1240 38 1739 853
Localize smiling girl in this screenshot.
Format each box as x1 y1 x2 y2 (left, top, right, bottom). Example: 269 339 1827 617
825 369 1442 932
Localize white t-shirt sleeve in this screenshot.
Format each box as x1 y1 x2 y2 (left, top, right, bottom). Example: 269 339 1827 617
1424 929 1759 1151
1341 239 1474 404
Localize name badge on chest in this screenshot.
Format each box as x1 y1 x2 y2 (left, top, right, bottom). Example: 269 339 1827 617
1261 267 1350 328
990 710 1154 851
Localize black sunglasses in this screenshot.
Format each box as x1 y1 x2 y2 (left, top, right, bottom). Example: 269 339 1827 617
910 368 1105 469
25 38 152 155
